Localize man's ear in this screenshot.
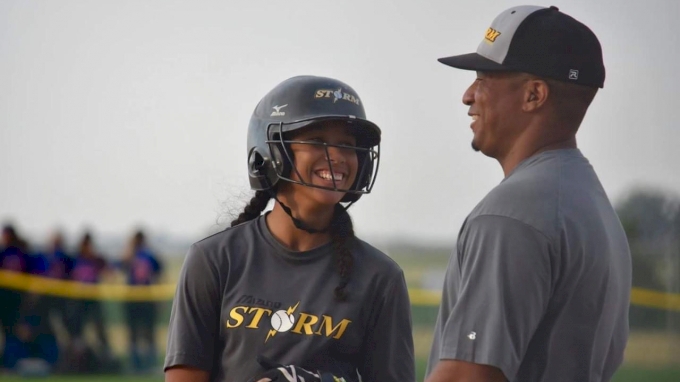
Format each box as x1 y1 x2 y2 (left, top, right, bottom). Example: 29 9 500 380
523 79 549 112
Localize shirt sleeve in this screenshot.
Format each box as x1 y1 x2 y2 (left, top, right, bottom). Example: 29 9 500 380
164 243 222 372
437 215 552 380
360 270 416 382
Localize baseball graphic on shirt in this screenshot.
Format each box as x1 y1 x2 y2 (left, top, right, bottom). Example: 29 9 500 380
270 310 295 332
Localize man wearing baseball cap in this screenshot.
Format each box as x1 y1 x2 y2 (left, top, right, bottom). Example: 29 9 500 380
426 5 631 382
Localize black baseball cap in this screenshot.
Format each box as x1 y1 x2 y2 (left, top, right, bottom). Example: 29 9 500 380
438 5 605 88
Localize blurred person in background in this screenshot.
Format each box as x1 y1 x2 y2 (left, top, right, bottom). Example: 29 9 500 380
31 230 74 280
63 231 114 372
119 229 163 374
0 224 30 272
22 230 76 373
0 223 30 372
4 284 60 376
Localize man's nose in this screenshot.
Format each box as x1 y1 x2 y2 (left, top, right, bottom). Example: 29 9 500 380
462 81 477 106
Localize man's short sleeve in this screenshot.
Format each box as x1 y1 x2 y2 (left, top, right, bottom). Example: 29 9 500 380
438 215 552 380
164 243 222 372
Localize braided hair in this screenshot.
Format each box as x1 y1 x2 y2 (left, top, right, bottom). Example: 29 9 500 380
329 203 355 302
230 191 355 302
230 190 272 227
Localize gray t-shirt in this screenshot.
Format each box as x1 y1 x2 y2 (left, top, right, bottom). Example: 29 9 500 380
426 149 631 382
164 213 415 382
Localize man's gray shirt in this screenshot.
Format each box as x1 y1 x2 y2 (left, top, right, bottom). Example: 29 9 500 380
427 149 632 381
164 214 415 382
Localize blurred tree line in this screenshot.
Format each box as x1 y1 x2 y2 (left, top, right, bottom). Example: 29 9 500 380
616 187 680 329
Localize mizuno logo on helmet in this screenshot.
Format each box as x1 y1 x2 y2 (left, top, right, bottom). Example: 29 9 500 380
314 89 360 106
271 104 288 117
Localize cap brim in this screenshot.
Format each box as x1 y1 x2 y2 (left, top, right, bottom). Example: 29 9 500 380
438 53 508 72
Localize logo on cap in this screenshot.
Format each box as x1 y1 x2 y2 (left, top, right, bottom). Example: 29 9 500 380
485 28 501 43
568 69 579 80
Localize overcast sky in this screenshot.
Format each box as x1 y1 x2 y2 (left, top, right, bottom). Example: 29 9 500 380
1 0 678 247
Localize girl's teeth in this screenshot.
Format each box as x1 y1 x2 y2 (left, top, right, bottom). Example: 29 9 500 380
318 171 343 181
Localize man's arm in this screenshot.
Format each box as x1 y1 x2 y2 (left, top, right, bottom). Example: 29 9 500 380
427 215 552 381
425 360 507 382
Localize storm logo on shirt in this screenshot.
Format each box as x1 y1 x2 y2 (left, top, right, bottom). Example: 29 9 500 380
225 301 352 343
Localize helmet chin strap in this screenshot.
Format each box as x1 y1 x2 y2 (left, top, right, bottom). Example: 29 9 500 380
263 173 354 235
270 192 356 235
272 194 330 234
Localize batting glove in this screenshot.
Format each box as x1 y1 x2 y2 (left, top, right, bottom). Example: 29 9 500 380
247 355 347 382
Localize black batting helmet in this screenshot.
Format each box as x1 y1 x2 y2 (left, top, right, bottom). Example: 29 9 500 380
246 75 381 203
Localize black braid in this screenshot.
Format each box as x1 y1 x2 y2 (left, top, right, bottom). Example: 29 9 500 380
230 190 272 227
329 203 355 302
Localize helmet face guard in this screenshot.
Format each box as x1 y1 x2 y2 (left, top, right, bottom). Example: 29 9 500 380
246 76 382 204
265 120 380 201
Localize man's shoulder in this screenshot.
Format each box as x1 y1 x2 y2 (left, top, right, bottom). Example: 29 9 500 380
476 172 557 214
470 151 576 239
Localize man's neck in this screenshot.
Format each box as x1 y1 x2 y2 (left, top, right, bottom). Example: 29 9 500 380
498 135 577 177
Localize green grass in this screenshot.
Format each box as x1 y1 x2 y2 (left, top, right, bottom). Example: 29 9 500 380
4 364 679 382
411 304 440 326
1 377 162 382
611 366 680 382
413 359 680 381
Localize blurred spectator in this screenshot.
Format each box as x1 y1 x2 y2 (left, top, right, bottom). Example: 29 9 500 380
30 231 74 280
119 229 163 374
0 224 29 272
3 292 59 374
0 223 30 371
63 231 114 372
19 230 76 373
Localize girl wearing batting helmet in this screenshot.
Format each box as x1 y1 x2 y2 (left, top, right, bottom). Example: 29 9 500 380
164 76 415 382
